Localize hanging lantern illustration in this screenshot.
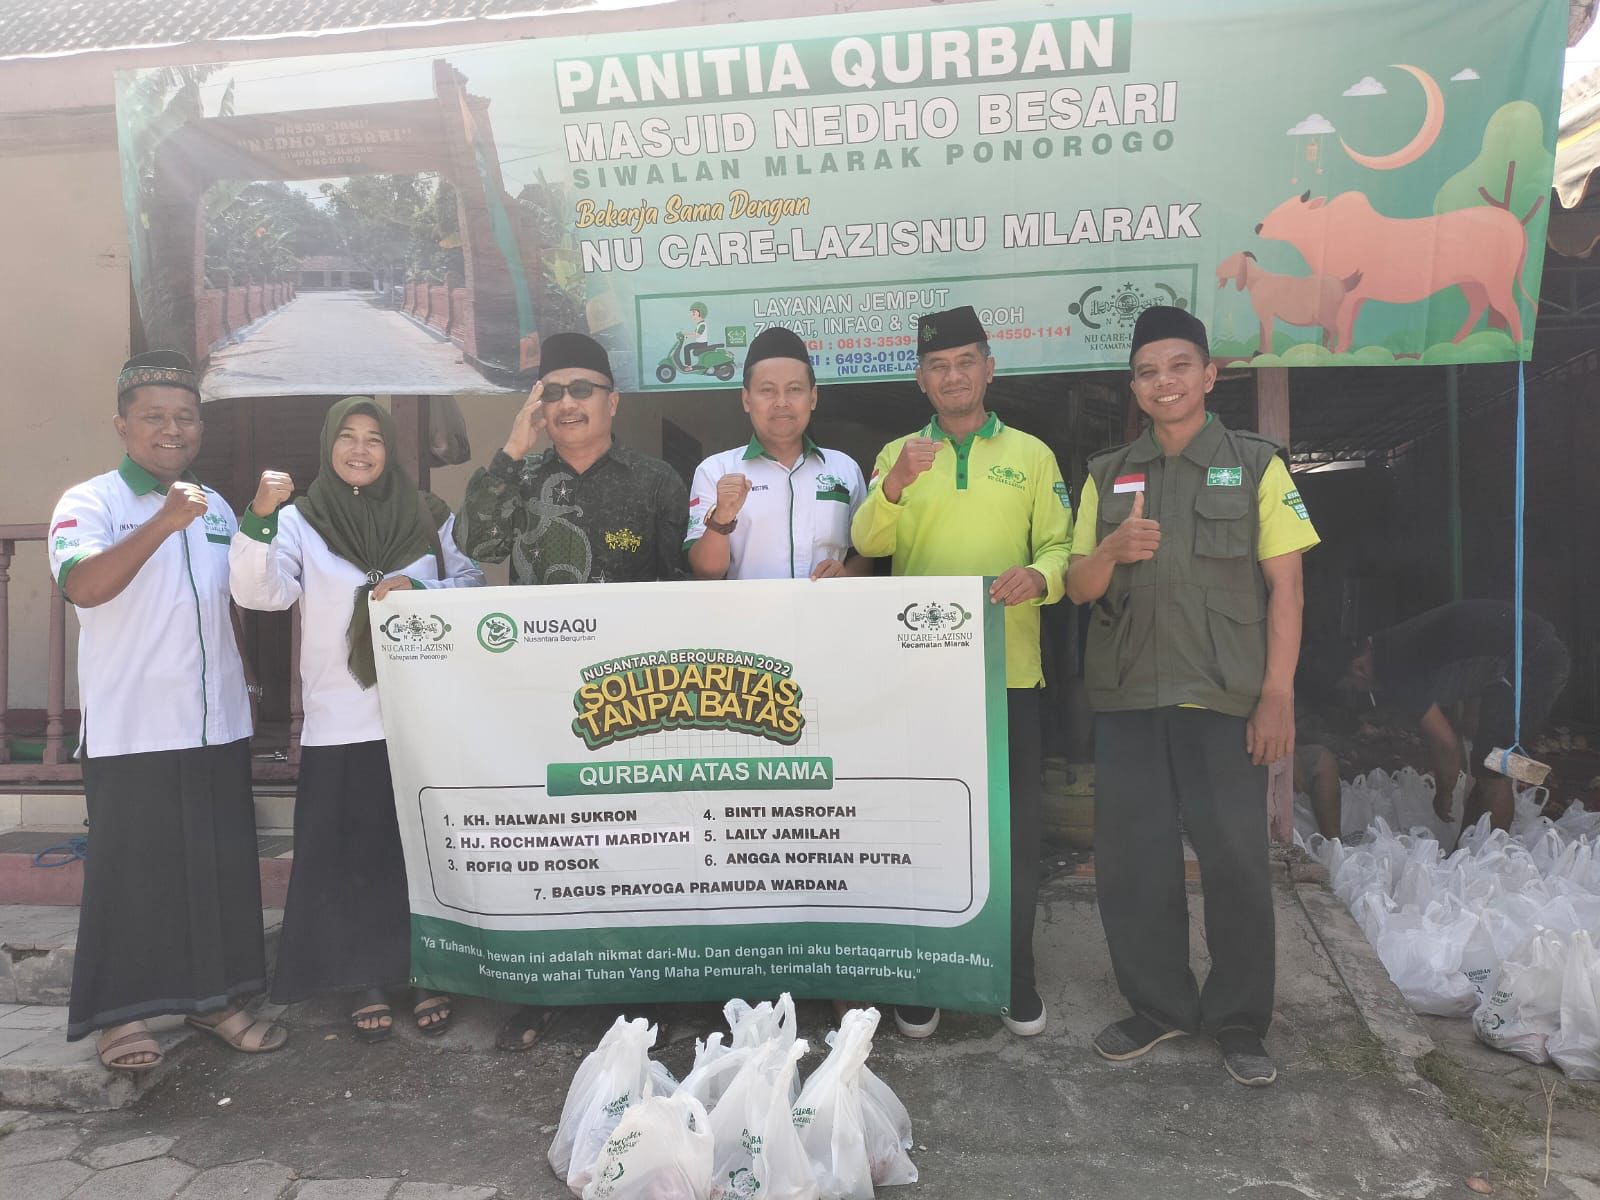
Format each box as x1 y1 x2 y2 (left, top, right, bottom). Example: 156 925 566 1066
1286 115 1336 186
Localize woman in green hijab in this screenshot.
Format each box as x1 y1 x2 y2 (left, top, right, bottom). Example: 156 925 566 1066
231 397 484 1042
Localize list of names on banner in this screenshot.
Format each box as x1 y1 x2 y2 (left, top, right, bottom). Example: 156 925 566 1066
417 769 974 921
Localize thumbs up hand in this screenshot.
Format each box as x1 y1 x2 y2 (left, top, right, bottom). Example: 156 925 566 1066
1098 489 1162 563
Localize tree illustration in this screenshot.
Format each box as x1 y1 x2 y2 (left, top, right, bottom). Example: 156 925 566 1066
1434 101 1553 224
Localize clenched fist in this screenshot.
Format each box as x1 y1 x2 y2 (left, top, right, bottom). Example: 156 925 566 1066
158 482 209 533
883 436 941 502
712 473 752 524
1096 490 1161 564
250 470 295 518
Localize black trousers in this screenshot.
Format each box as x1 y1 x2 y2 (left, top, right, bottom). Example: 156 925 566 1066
1093 707 1272 1036
1007 688 1042 1001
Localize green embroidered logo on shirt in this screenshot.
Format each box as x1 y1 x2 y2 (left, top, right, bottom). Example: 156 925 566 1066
815 473 850 502
202 511 231 544
1207 467 1242 487
1052 481 1072 510
988 465 1027 489
1283 488 1309 520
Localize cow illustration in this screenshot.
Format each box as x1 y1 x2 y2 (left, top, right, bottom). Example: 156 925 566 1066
1216 251 1361 353
1255 190 1531 353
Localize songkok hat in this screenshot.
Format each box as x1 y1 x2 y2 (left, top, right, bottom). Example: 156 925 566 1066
1129 305 1209 362
117 349 199 398
916 306 987 357
537 332 613 383
742 326 812 383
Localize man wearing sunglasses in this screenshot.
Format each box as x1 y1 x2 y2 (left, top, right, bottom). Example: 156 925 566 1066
455 333 688 1053
456 332 689 588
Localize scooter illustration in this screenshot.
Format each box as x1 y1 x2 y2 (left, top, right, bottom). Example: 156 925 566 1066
656 331 737 383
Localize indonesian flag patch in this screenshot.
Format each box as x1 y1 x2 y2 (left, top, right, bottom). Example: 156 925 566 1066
1112 473 1146 494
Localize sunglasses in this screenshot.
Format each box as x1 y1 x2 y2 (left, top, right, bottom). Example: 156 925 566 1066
539 379 610 402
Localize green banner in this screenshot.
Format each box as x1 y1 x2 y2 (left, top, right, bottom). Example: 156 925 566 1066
372 578 1012 1012
117 1 1565 398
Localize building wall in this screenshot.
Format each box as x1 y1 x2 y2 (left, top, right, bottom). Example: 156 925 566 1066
0 147 129 709
0 1 932 712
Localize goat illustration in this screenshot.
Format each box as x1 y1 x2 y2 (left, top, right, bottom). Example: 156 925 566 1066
1217 251 1362 353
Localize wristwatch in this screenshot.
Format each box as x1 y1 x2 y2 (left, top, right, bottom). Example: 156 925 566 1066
704 511 738 535
245 684 263 698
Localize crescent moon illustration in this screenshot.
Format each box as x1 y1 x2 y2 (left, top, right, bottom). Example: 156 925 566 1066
1340 64 1444 170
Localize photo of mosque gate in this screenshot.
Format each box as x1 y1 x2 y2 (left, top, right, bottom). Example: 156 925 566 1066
131 60 549 390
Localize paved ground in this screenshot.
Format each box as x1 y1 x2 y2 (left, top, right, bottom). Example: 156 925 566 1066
11 870 1595 1199
200 292 515 400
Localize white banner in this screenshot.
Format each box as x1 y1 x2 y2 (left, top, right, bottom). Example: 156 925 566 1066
373 577 1012 1010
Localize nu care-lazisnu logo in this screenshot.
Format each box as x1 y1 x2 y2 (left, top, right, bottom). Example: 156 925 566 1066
476 612 518 653
896 600 976 650
379 612 456 664
380 613 451 643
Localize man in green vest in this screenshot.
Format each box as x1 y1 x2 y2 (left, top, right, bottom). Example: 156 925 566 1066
1065 306 1319 1086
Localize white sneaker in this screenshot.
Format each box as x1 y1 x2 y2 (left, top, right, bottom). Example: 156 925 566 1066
893 1005 941 1038
1001 992 1047 1037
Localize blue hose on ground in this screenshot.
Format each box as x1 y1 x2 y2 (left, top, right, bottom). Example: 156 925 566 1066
32 835 87 868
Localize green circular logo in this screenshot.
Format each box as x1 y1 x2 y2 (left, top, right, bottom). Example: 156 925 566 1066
476 612 517 653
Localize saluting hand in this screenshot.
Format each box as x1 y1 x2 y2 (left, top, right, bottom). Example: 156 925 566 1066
250 470 294 518
713 473 752 524
158 482 209 533
1097 490 1161 563
503 383 549 460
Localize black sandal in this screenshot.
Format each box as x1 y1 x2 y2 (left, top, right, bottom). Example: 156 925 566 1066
495 1005 559 1051
351 988 393 1044
412 991 453 1037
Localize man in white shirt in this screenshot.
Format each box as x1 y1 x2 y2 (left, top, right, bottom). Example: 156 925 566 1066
47 350 285 1072
686 325 870 581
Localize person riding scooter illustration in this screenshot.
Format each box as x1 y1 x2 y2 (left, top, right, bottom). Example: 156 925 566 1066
682 301 711 367
656 300 738 383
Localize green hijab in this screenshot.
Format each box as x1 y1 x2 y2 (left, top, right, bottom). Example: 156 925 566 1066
295 397 449 688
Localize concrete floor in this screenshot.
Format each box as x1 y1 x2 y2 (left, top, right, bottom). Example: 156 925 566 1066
2 874 1520 1200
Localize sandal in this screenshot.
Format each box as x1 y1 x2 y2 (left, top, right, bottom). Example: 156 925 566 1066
97 1022 163 1073
186 1006 288 1054
351 989 393 1044
413 991 453 1037
495 1005 559 1051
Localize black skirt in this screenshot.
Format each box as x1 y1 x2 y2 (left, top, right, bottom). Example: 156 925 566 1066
67 738 267 1040
269 739 411 1003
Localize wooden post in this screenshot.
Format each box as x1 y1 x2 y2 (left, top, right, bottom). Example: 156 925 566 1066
1255 366 1290 443
391 395 432 492
1255 367 1294 843
44 581 66 765
1122 389 1143 443
0 535 10 763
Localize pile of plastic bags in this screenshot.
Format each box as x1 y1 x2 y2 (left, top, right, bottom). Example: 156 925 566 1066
1293 765 1473 846
1302 797 1600 1079
549 995 917 1199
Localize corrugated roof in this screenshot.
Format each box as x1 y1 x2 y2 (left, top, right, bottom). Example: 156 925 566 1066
0 0 617 60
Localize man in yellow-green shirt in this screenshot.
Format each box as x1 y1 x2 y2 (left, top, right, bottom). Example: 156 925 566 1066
852 304 1071 1042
